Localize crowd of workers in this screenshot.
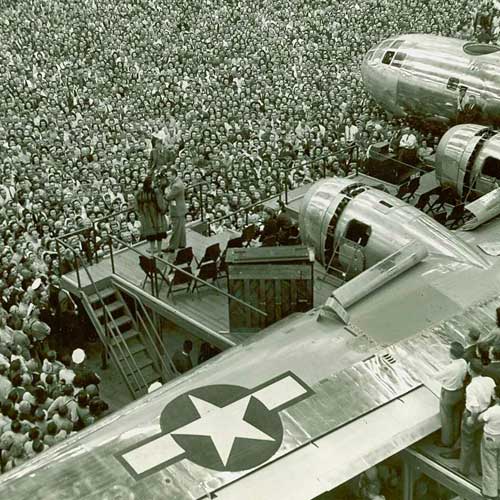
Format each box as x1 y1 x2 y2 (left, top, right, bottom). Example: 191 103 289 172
0 345 108 473
437 312 500 499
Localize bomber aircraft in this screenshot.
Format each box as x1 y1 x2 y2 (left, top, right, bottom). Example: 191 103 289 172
2 176 500 499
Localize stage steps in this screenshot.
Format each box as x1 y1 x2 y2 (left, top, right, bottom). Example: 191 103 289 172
82 286 163 399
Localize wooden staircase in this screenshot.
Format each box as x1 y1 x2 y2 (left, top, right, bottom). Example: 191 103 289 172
83 286 163 399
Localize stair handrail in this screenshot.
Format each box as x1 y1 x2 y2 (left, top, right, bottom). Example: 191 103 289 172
80 292 146 395
114 286 178 379
56 238 148 396
108 235 268 318
100 298 149 393
110 274 235 349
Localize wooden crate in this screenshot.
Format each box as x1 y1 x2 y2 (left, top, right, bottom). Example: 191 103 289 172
226 246 314 333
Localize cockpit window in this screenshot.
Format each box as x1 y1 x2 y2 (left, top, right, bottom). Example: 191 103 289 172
391 52 407 68
382 51 396 65
365 50 375 62
446 77 460 91
463 42 500 56
482 157 500 180
390 39 404 49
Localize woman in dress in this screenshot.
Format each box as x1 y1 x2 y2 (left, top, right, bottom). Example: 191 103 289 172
134 176 167 255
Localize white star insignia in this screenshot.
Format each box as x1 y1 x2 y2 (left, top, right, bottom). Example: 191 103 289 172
172 395 275 466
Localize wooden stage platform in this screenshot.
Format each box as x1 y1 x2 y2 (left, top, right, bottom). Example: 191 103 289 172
63 227 337 345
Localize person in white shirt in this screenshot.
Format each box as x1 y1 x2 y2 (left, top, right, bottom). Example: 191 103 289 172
344 117 359 145
397 126 418 166
437 342 467 447
461 359 496 476
479 385 500 499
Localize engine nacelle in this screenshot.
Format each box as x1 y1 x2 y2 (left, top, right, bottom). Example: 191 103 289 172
299 177 489 271
436 124 500 199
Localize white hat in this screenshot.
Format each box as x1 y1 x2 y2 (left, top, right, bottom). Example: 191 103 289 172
148 381 162 393
72 348 86 365
31 278 42 290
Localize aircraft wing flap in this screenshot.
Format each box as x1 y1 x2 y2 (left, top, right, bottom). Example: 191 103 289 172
214 386 439 500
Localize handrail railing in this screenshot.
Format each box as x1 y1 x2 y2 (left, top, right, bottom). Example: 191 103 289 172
108 234 268 318
113 283 178 378
56 238 148 396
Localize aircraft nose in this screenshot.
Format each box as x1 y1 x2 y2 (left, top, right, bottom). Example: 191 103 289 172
361 53 400 115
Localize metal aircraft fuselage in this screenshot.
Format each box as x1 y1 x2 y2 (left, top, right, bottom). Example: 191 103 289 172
3 178 500 500
361 34 500 124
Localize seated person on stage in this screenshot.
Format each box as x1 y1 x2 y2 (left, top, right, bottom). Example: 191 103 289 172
276 201 293 245
259 208 279 246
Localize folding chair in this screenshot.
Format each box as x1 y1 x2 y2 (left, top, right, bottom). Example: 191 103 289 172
191 261 218 293
241 224 257 247
422 186 443 214
395 183 410 200
196 243 221 266
414 192 431 212
445 203 466 229
139 256 168 295
401 177 420 202
433 211 448 226
219 237 243 277
166 266 193 299
172 246 194 268
429 187 456 214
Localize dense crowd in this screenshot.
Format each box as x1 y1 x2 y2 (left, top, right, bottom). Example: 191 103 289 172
0 0 492 478
0 345 108 473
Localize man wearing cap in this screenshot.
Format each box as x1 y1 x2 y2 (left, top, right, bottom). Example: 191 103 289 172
437 342 467 447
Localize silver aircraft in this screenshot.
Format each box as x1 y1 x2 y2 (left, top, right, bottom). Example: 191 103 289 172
1 177 500 500
361 34 500 125
362 34 500 199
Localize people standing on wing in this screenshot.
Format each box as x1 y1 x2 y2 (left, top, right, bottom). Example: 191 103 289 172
134 176 168 255
164 168 187 253
460 359 495 477
479 384 500 500
436 342 467 448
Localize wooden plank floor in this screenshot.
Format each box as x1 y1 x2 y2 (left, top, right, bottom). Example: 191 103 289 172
63 227 337 341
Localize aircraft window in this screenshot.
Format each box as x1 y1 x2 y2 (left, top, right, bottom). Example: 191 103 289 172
379 200 393 208
463 42 500 56
482 157 500 180
390 39 404 49
391 52 407 68
345 219 371 247
365 50 375 62
382 51 396 65
446 77 460 91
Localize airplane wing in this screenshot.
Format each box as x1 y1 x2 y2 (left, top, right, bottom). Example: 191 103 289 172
2 252 500 500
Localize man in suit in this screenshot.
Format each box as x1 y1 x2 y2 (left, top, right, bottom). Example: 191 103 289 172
164 168 187 253
463 95 483 124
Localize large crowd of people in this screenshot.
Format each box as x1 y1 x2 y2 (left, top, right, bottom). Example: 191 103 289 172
0 0 495 479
